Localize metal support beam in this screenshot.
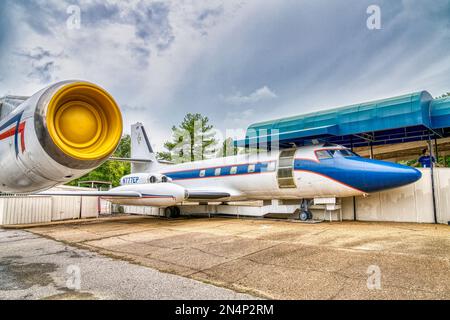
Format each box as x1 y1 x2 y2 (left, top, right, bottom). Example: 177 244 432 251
434 138 439 161
351 137 357 221
428 134 438 224
369 141 374 159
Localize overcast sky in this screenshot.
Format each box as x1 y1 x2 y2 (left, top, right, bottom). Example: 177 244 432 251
1 0 449 150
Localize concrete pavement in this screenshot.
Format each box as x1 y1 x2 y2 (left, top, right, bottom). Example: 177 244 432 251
0 228 256 300
24 216 450 300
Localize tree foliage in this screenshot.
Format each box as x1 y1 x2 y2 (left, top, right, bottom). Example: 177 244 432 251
67 135 131 188
436 92 450 99
217 137 238 158
160 113 217 163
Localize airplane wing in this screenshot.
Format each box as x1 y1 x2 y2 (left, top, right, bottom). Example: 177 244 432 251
38 191 142 198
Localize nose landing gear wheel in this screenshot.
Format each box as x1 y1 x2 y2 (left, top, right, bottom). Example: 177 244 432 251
299 211 309 221
299 199 313 221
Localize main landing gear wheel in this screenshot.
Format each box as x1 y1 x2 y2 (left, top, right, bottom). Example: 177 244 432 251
164 206 181 219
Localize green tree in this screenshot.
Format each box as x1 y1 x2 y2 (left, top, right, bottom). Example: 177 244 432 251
68 135 131 188
436 92 450 99
157 151 173 161
114 134 131 158
162 113 217 163
217 137 238 158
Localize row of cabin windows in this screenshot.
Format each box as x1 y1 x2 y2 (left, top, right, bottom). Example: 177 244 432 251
198 163 275 178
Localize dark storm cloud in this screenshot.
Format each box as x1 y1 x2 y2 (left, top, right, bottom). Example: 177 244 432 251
0 2 14 57
129 44 152 67
192 6 224 35
80 1 121 25
171 0 450 130
15 47 63 83
8 1 175 52
29 61 56 83
128 1 174 51
1 0 450 145
197 7 224 22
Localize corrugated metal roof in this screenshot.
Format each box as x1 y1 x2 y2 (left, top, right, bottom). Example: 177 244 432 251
236 91 450 148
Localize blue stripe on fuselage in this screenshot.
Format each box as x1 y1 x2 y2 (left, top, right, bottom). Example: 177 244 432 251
163 161 274 181
294 156 421 193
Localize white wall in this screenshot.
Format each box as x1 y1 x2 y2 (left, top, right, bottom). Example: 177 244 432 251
435 169 450 224
337 168 448 224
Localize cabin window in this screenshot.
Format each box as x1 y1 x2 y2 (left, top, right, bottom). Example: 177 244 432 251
230 166 238 175
267 162 276 172
215 168 221 176
199 170 206 177
248 164 256 173
316 150 333 160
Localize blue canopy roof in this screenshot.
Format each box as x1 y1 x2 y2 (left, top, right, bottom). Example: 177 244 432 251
236 91 450 148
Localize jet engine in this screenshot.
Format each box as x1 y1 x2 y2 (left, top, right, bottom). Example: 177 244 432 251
0 80 123 193
120 173 172 186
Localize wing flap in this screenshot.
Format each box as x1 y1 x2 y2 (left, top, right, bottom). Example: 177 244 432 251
186 191 231 200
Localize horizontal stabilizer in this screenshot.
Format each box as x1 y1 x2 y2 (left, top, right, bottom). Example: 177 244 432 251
110 157 153 163
38 191 142 198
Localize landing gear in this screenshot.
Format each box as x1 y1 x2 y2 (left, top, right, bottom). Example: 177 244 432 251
299 211 309 221
299 199 313 221
164 206 181 219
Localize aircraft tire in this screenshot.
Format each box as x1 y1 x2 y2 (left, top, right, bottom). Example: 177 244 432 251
173 206 181 218
164 207 175 219
299 211 309 221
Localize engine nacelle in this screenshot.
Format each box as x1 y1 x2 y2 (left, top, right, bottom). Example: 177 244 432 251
120 173 172 186
0 80 122 193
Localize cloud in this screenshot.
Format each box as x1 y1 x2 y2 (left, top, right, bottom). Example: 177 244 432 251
1 0 450 150
15 47 63 83
126 1 174 50
223 86 277 105
192 6 224 35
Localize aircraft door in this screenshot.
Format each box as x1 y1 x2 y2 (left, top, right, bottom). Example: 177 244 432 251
277 149 297 188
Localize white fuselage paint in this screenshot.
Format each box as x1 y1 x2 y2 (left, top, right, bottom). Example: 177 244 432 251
114 145 363 207
161 145 360 200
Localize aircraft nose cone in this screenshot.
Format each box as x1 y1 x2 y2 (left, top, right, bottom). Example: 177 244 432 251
403 167 422 185
339 158 423 193
361 161 422 192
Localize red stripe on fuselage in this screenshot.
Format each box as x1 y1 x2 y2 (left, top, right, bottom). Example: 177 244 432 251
0 126 16 140
0 122 26 152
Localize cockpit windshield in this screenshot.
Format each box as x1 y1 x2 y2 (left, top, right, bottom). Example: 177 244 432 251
316 149 360 160
336 149 359 157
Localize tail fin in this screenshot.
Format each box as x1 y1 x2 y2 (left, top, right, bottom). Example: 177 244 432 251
131 123 156 173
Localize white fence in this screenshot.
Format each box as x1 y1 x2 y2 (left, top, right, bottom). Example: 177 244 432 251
0 186 110 226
